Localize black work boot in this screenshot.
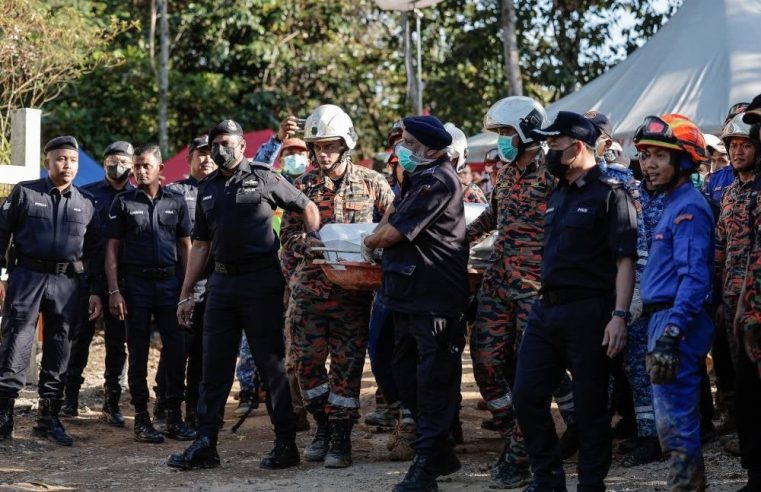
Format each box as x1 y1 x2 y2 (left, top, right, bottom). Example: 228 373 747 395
491 440 529 488
435 445 461 477
60 387 79 418
153 397 167 433
133 411 164 444
101 389 125 427
167 435 220 470
0 397 14 440
33 398 74 446
260 436 301 469
165 409 197 441
393 450 439 492
304 415 331 462
738 469 761 492
621 436 662 467
324 419 353 468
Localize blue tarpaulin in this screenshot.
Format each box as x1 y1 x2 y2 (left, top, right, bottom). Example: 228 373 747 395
40 148 104 186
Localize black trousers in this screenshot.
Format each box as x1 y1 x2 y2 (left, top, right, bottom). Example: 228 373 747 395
196 268 296 440
711 314 735 409
391 312 462 451
735 346 761 473
0 268 81 399
514 295 613 492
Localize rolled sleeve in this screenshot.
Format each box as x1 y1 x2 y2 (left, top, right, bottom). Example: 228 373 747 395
607 187 638 259
388 179 451 242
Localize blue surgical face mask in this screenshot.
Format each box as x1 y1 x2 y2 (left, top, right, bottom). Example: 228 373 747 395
497 134 519 162
283 154 308 176
395 144 435 173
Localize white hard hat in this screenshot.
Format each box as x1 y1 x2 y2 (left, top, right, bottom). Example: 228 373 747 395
703 133 726 155
721 113 751 148
304 104 357 150
444 122 469 173
483 96 547 144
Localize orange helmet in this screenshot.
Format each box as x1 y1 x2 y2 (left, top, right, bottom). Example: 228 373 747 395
281 137 307 153
634 113 708 165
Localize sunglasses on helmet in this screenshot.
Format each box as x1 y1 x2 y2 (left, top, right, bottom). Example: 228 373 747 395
634 116 676 144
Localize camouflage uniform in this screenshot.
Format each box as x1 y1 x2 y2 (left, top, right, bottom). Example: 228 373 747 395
466 150 553 466
281 161 394 421
463 182 488 204
236 335 258 393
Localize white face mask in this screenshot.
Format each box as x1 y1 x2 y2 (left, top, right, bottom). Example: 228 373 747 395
283 154 308 176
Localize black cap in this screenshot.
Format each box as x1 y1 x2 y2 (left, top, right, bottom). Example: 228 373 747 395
104 140 134 157
531 111 601 148
401 115 452 150
583 111 613 138
743 95 761 125
44 136 78 153
189 135 210 153
208 119 243 143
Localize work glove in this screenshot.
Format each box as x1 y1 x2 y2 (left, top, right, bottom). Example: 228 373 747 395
646 332 680 384
360 233 382 263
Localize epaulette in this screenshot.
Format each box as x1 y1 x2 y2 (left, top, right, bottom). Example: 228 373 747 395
249 160 272 171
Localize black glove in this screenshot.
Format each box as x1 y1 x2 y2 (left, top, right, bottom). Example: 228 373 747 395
646 332 680 384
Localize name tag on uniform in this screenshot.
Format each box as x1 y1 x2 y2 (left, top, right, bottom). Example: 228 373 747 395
243 179 259 187
130 210 145 215
165 210 175 215
546 207 555 214
345 201 366 211
73 208 82 212
576 207 589 213
655 233 664 240
34 202 47 207
202 195 212 201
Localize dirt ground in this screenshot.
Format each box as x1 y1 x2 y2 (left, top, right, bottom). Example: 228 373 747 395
0 334 748 491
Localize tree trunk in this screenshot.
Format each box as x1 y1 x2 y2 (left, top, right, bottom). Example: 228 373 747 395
158 0 169 154
500 0 523 96
401 11 421 115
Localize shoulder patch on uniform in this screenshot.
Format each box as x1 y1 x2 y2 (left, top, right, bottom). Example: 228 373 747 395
674 213 693 224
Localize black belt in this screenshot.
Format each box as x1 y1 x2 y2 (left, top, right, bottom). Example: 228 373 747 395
214 256 277 275
540 288 608 306
16 256 84 276
125 265 176 279
642 301 674 317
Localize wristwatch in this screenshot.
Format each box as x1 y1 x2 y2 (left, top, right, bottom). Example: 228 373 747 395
663 325 682 339
611 309 632 323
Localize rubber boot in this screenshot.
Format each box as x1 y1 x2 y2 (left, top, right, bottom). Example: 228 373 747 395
324 419 353 468
260 436 301 469
393 450 439 492
167 435 220 470
304 414 331 462
165 408 197 441
60 387 79 418
133 411 164 444
0 397 14 440
153 397 167 433
33 398 74 446
101 389 125 427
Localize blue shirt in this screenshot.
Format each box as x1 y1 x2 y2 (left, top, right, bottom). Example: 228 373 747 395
252 136 281 167
703 165 734 205
641 181 714 332
635 183 666 282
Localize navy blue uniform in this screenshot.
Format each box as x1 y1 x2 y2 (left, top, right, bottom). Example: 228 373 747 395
641 181 714 488
379 157 469 452
193 160 310 440
0 178 99 399
105 186 191 412
66 178 134 397
513 165 637 491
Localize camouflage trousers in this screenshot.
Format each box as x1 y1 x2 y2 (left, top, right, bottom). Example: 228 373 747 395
623 315 657 437
287 288 371 421
720 294 741 367
236 334 259 393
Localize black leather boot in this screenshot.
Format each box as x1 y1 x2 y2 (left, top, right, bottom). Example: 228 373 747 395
133 411 164 443
165 409 197 441
0 397 14 440
304 414 331 462
101 389 125 427
324 419 353 468
33 398 74 446
60 387 79 418
260 436 300 469
167 435 221 470
393 451 439 492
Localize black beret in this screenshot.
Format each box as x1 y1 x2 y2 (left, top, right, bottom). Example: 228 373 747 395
531 111 601 148
743 95 761 124
208 119 243 143
104 140 134 157
44 136 78 153
189 135 210 153
402 116 452 150
583 111 613 137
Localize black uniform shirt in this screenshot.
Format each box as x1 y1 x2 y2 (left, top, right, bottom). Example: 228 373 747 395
379 157 469 317
167 176 201 229
541 164 637 292
81 178 135 228
194 160 310 263
0 178 99 266
105 186 191 267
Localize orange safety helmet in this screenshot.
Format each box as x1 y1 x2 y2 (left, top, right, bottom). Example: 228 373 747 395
634 113 708 166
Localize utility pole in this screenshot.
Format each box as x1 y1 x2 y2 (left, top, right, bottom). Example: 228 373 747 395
501 0 523 96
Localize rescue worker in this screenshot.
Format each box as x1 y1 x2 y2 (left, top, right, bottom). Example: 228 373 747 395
704 104 749 208
466 96 554 489
363 115 466 491
445 122 486 204
168 119 320 471
635 114 714 491
0 136 102 446
280 104 394 468
62 141 134 426
514 112 637 492
105 144 195 444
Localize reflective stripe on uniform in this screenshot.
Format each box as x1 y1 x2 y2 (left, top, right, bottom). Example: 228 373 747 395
302 382 329 400
487 393 513 411
328 392 360 409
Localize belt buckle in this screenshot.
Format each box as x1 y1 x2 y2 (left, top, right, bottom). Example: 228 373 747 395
55 263 69 275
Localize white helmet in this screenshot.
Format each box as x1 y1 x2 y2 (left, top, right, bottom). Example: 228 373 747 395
721 113 752 148
444 122 469 173
483 96 547 144
304 104 357 150
703 133 726 155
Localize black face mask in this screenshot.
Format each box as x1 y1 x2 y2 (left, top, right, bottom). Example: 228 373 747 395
211 143 239 170
106 164 131 181
546 144 576 178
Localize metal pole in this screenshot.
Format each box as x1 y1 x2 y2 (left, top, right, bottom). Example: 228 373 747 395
415 9 423 114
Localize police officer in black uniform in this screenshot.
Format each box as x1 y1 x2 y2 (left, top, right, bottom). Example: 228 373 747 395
105 144 196 444
167 119 320 471
512 112 637 492
62 140 135 426
363 116 468 492
154 135 216 429
0 136 102 446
